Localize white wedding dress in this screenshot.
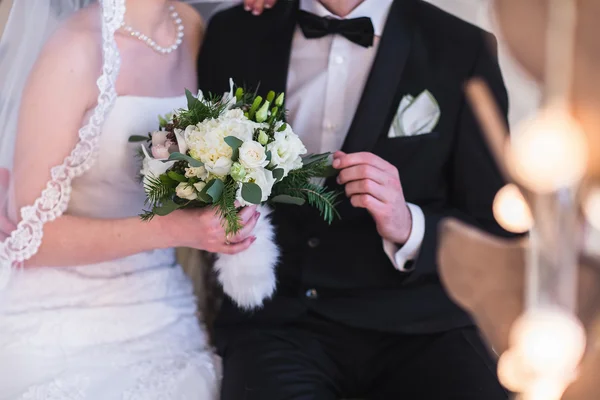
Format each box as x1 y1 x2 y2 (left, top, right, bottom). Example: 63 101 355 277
0 95 218 400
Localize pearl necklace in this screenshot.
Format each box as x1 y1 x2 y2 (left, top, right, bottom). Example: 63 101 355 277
121 5 184 54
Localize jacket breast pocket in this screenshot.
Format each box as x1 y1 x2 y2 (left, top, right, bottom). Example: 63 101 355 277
375 131 442 171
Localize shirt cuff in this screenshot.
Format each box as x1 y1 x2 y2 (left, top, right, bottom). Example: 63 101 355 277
382 203 425 272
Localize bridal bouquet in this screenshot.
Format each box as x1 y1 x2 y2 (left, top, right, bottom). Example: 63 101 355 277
130 80 339 309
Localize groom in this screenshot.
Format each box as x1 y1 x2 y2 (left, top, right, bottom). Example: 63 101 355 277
197 0 512 398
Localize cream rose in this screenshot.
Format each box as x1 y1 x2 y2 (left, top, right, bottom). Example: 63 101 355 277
185 166 209 180
238 141 268 170
175 182 198 201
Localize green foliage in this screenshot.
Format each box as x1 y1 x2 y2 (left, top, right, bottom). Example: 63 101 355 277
270 153 341 224
241 182 262 205
214 179 243 235
175 90 228 128
143 174 176 208
205 178 224 202
168 152 203 167
270 194 305 206
224 136 243 161
128 135 150 143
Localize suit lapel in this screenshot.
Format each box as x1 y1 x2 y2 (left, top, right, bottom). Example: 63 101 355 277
244 0 299 96
340 0 417 154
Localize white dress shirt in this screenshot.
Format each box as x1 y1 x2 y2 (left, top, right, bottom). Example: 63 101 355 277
286 0 426 271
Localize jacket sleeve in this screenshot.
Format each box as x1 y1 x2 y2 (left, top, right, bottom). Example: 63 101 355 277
406 33 515 281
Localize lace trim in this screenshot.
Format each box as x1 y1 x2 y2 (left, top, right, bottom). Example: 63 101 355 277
0 0 126 289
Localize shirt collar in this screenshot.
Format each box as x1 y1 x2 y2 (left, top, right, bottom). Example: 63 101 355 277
299 0 393 37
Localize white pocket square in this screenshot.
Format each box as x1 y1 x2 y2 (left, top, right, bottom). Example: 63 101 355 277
389 90 441 138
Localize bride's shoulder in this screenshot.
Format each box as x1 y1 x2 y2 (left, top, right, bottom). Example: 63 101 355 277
38 6 103 77
26 5 103 106
172 2 205 54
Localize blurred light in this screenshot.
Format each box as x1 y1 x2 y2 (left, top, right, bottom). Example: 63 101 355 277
510 309 586 376
493 184 533 233
508 106 587 193
499 310 585 399
523 378 566 400
497 349 528 392
583 187 600 231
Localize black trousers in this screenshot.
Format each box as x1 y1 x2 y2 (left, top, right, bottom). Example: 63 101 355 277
217 312 508 400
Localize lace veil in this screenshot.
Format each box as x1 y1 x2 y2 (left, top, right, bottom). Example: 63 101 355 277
0 0 237 290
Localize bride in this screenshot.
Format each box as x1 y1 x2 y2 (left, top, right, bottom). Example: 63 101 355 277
0 0 276 398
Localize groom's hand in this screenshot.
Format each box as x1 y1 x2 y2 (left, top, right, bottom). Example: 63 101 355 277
334 151 412 245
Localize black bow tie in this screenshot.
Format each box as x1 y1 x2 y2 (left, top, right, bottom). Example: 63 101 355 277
297 10 375 48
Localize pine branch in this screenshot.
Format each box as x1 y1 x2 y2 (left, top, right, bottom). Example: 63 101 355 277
282 183 341 224
214 178 243 236
174 93 228 128
140 210 156 221
143 175 176 208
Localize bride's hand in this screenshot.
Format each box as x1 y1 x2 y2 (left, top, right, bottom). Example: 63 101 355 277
243 0 278 15
163 206 260 254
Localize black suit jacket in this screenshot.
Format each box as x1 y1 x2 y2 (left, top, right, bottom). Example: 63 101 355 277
197 0 512 333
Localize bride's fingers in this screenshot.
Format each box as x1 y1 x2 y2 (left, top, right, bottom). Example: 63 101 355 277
229 211 260 243
264 0 277 9
220 236 256 255
237 205 258 223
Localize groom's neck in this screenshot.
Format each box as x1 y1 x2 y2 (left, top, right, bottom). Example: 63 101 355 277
318 0 365 18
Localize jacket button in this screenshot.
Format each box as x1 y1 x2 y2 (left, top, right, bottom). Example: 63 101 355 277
307 238 320 248
305 288 318 299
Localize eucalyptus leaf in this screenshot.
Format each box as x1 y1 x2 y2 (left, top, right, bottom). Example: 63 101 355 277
153 200 180 216
266 150 272 163
270 194 305 206
273 168 285 182
241 182 262 205
128 135 149 143
197 191 213 203
168 152 203 167
205 179 224 202
224 136 243 161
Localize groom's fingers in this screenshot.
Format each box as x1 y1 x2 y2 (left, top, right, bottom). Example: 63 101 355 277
350 194 385 212
345 179 388 203
336 165 386 186
333 151 398 176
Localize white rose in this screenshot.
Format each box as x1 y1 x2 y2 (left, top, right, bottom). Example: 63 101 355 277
267 125 307 178
236 168 276 207
205 156 233 177
238 141 269 169
176 182 198 201
140 144 175 189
